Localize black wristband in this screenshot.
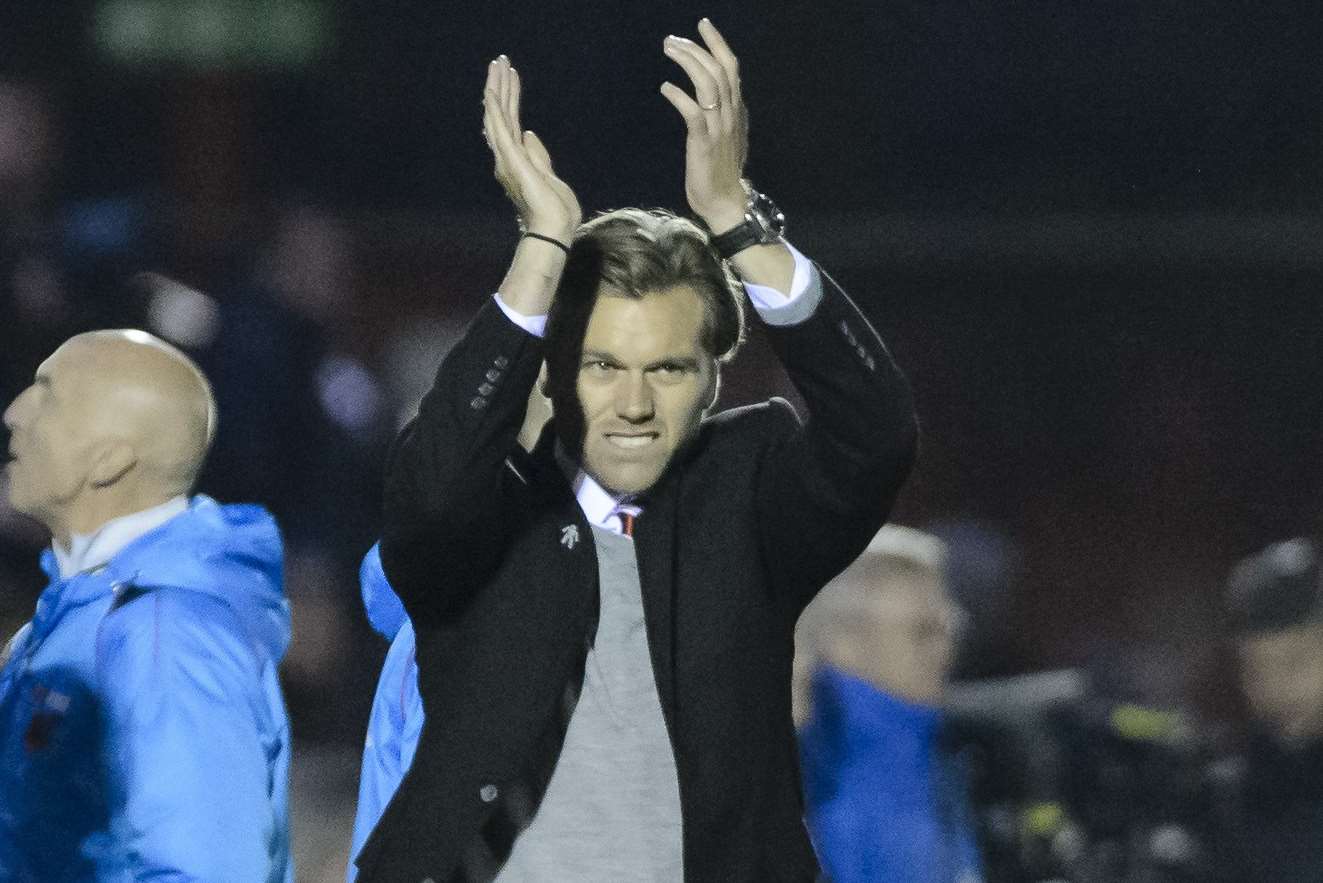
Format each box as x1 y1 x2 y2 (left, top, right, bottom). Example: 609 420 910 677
522 232 571 254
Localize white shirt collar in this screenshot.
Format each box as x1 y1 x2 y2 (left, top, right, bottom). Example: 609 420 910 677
53 496 190 579
570 471 640 536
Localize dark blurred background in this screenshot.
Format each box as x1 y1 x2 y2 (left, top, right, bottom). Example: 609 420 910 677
1 0 1321 877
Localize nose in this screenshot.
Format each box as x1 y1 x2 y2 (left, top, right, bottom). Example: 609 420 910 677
3 383 32 428
616 371 655 423
2 391 24 432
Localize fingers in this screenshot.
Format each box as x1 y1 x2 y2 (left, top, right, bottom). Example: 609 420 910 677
663 33 738 135
492 56 519 144
480 57 582 236
663 37 723 109
509 65 522 134
483 58 535 189
660 80 705 135
523 129 553 175
698 19 743 139
482 57 500 147
697 18 740 88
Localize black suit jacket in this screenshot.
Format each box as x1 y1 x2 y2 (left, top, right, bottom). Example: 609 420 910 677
357 265 917 882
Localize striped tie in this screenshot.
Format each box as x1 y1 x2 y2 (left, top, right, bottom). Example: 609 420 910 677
613 504 641 538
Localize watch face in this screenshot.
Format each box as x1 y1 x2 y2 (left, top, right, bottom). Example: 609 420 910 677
749 191 786 239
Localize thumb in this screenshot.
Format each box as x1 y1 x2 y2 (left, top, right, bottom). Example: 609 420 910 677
523 130 554 174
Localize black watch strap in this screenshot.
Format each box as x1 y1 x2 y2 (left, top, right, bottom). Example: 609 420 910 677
711 221 766 261
709 188 786 260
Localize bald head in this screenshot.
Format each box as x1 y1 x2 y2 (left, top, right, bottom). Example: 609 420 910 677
794 527 961 720
65 330 215 485
3 329 216 541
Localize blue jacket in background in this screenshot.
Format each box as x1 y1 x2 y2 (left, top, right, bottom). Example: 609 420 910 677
348 543 422 882
799 666 983 883
0 496 294 882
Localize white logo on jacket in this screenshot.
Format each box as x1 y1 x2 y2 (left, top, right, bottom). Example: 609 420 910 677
559 525 579 550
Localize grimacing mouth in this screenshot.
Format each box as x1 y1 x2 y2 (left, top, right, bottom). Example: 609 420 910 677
604 431 660 450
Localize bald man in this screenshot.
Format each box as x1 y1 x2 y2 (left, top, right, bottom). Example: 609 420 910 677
794 526 982 883
0 330 294 882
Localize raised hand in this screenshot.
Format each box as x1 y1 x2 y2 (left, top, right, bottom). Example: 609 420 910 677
662 19 792 290
483 56 581 246
660 19 750 234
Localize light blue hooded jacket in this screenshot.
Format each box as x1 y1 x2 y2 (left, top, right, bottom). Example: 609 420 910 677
0 496 293 882
347 543 422 882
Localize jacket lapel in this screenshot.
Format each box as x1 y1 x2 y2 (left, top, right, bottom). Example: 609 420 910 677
633 473 678 717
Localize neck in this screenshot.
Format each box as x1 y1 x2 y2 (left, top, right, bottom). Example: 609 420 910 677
58 487 183 545
51 495 191 579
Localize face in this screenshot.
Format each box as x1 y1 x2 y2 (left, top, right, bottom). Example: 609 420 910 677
826 569 960 705
1237 622 1323 747
3 342 96 527
575 285 716 495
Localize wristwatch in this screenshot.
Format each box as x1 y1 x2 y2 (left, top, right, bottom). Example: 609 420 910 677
709 184 787 260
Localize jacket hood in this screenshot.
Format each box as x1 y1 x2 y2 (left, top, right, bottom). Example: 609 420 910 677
104 495 290 665
360 542 407 641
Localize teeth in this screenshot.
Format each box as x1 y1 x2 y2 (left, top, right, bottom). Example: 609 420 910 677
606 434 655 449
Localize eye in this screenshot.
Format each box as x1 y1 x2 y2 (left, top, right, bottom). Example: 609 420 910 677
582 360 616 376
649 363 689 383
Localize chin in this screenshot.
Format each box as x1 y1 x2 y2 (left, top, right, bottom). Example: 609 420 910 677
597 466 664 496
601 476 653 496
4 486 28 514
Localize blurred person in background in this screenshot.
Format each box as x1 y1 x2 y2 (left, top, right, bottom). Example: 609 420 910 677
193 202 390 741
357 19 916 883
199 202 387 564
795 525 983 883
1207 536 1323 882
0 330 293 881
348 543 421 883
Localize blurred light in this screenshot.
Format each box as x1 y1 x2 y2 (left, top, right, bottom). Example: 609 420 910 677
63 199 142 256
95 0 162 61
1020 801 1066 838
1108 704 1189 746
1148 824 1198 867
144 274 222 350
177 2 232 64
94 0 331 70
1268 538 1315 576
315 355 383 439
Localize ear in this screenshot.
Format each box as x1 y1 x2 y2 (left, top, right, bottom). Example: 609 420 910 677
87 441 138 488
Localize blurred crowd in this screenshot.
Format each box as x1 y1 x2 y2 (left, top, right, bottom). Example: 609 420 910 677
3 63 1323 882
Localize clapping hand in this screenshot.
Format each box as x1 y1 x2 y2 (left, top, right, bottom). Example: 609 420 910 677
483 56 582 246
660 19 750 235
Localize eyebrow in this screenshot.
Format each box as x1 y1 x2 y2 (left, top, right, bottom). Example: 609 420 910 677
645 357 702 372
580 351 703 372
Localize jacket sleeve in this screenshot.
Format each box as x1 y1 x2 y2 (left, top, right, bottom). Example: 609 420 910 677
754 262 918 610
95 589 284 882
379 299 545 625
